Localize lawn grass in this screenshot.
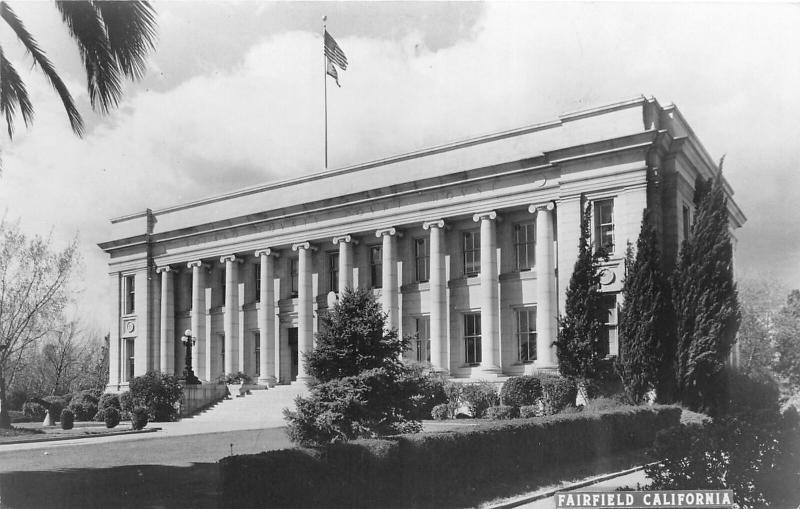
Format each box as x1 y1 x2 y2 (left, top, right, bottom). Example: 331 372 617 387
0 421 143 444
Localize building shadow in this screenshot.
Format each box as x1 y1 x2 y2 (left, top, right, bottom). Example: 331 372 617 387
0 463 219 509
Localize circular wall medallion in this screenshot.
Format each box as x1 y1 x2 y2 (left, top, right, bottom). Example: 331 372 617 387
125 321 135 334
599 269 615 286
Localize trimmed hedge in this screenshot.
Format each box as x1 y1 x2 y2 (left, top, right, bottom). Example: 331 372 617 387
60 409 75 430
104 407 121 428
486 405 519 420
500 376 542 407
220 405 681 508
131 406 149 430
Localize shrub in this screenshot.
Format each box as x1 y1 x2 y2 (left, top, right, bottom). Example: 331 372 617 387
22 401 46 421
43 396 67 420
60 409 74 430
68 389 100 421
486 405 519 420
460 382 499 418
540 376 577 414
400 366 448 420
128 371 183 422
727 370 780 420
7 389 28 411
104 407 121 428
519 404 540 418
94 393 121 421
119 391 133 417
131 406 149 430
500 376 542 408
585 396 626 412
431 403 449 420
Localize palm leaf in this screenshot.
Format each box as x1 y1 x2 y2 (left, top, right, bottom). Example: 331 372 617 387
0 44 33 138
94 1 157 81
55 0 122 114
0 2 84 137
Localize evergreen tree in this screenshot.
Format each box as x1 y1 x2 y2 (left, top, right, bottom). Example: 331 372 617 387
774 289 800 389
616 211 676 403
556 201 609 381
673 170 741 413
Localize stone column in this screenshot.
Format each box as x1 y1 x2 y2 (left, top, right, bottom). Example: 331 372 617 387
423 220 448 373
376 228 400 330
107 274 122 391
187 261 207 380
332 235 356 293
221 255 241 375
156 266 175 374
292 242 314 381
255 249 277 386
529 202 558 367
473 211 500 373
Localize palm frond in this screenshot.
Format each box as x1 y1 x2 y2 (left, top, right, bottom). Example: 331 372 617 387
0 44 33 139
55 0 121 114
0 2 84 137
94 1 157 81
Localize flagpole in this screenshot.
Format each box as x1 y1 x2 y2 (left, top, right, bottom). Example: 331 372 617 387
323 15 328 169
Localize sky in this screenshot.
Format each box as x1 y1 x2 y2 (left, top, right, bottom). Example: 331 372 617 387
0 1 798 332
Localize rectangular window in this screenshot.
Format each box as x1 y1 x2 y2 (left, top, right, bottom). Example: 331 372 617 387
124 275 135 314
594 199 615 253
221 268 226 306
463 231 481 276
415 317 431 363
601 295 618 357
682 204 691 241
126 338 135 381
328 252 339 293
255 263 261 302
464 313 482 365
290 258 298 298
370 246 383 288
516 308 537 362
415 238 429 282
254 332 261 376
514 223 536 271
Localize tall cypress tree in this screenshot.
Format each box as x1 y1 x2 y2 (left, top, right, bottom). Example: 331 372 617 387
673 169 741 414
556 201 608 381
617 211 676 403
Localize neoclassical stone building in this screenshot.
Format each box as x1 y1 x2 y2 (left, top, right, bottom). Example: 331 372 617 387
100 96 745 391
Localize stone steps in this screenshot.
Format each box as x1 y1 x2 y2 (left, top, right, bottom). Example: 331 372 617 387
181 383 309 426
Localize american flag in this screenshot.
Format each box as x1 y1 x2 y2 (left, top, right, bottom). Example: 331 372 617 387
325 30 347 86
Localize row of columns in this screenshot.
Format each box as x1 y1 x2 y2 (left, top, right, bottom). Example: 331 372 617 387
152 204 557 382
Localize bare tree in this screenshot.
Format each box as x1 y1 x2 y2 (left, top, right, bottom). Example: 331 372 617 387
0 219 77 428
39 322 86 395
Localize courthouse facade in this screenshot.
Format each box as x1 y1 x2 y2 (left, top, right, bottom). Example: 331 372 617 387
100 96 745 391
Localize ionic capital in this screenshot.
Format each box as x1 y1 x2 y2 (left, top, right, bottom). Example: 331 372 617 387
422 219 445 230
528 201 555 214
220 255 243 264
292 242 317 252
254 248 279 258
332 234 358 245
187 260 209 270
375 227 402 238
155 265 173 274
472 210 498 223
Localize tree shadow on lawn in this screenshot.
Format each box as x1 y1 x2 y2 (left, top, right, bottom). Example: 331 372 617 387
0 463 219 509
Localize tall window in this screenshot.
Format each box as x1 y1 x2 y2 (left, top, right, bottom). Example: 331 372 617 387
601 294 618 356
463 231 481 276
255 263 261 302
220 267 226 306
126 339 135 381
328 252 339 293
254 332 261 375
370 246 382 288
516 308 537 362
514 223 536 271
464 313 482 365
682 204 691 242
124 275 135 314
594 199 615 253
415 238 429 282
290 258 298 298
415 317 430 363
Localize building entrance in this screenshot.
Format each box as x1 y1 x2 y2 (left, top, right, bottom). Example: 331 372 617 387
288 327 298 382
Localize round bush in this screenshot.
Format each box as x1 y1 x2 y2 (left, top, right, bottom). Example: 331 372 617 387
60 409 74 430
486 405 519 420
500 376 543 408
68 390 100 421
119 391 133 417
431 403 450 420
128 372 183 422
104 407 121 428
131 406 149 430
95 393 122 421
460 382 499 418
541 376 578 414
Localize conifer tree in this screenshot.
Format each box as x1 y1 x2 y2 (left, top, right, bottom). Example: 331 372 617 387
617 211 676 403
556 202 608 381
673 168 741 413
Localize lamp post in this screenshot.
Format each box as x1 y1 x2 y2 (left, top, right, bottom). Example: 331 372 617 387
180 329 200 385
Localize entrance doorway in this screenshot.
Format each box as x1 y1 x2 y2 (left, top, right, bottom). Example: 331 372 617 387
288 327 298 382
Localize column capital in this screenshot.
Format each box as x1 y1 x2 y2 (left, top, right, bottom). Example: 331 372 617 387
292 242 317 252
254 248 279 258
187 260 209 270
375 227 402 238
332 234 358 245
155 265 173 274
472 210 498 222
528 201 556 214
422 219 445 230
220 255 243 264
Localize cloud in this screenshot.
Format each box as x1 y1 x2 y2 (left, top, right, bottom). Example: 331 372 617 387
1 2 799 330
